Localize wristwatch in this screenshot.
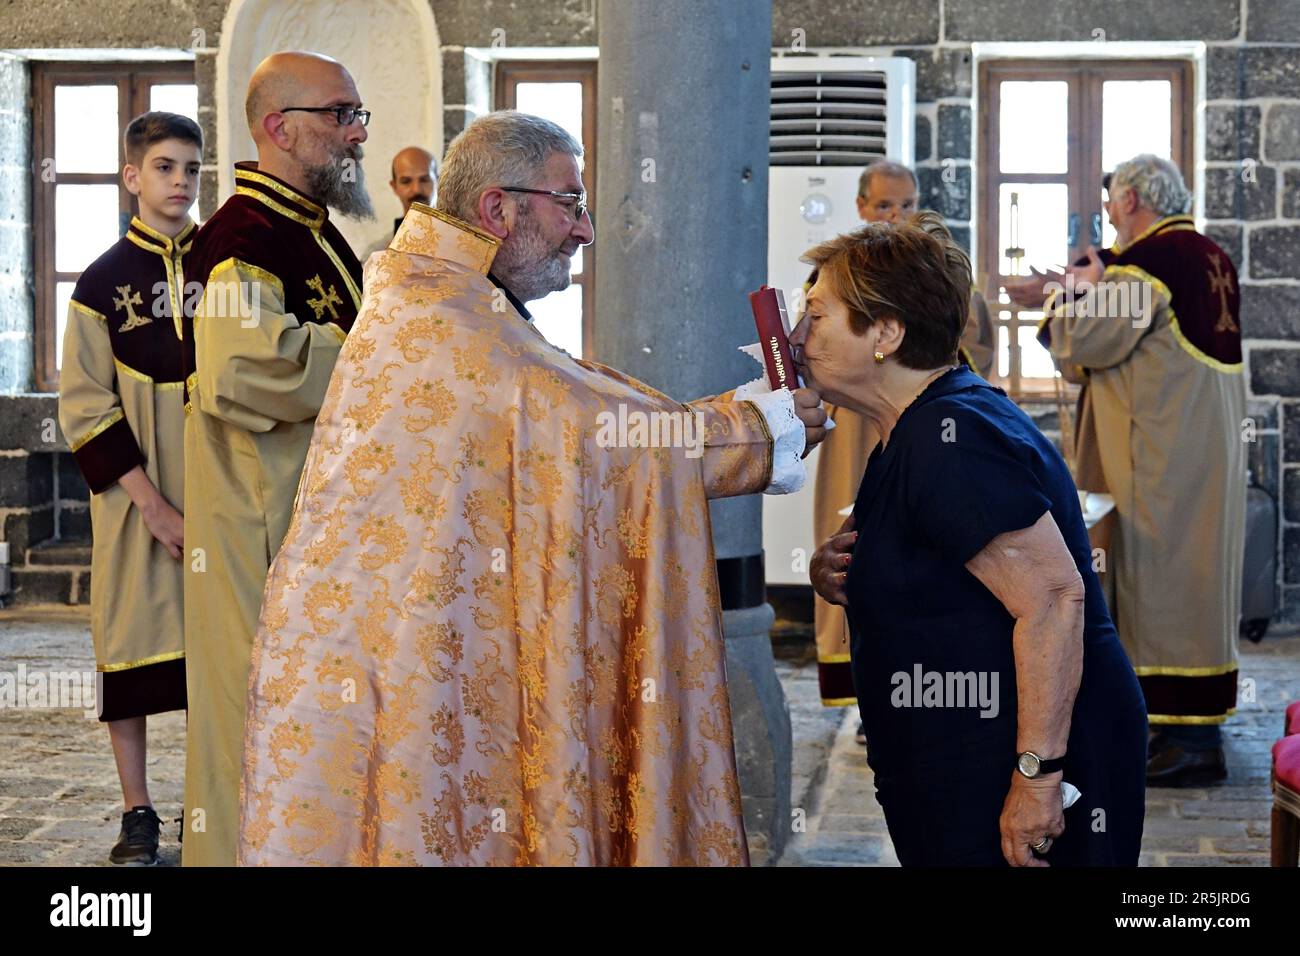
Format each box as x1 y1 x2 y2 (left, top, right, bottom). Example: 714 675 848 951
1016 751 1066 778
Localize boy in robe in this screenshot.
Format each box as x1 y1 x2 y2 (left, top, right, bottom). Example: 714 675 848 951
59 111 201 864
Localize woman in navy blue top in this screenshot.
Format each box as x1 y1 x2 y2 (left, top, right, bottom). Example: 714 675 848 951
792 212 1147 866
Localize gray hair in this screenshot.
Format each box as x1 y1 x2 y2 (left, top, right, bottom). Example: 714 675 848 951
436 110 583 224
858 160 917 198
1108 154 1191 217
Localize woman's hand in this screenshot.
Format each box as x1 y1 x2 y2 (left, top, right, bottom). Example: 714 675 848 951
811 512 856 605
999 772 1066 867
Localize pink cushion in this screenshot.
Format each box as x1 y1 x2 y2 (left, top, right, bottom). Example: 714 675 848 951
1287 701 1300 736
1274 735 1300 792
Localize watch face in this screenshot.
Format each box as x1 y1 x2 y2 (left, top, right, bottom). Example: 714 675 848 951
1018 753 1040 777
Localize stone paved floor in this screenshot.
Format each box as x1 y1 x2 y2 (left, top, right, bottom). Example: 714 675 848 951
1 610 1296 867
0 610 184 866
777 628 1300 866
774 638 846 826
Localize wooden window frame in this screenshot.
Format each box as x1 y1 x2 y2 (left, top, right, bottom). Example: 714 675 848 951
31 60 194 393
494 59 597 352
977 58 1193 398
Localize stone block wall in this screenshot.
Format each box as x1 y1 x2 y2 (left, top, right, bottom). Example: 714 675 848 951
0 395 90 604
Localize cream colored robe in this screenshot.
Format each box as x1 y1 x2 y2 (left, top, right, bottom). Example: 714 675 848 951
238 206 781 865
57 219 191 678
1043 218 1246 724
182 178 361 866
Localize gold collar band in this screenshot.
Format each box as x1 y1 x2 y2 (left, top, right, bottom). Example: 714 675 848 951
390 202 500 274
234 162 327 229
126 216 196 256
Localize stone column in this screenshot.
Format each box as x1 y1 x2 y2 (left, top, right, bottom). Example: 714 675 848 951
594 0 790 863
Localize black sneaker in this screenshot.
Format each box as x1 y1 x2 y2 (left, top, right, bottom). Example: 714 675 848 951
109 806 160 865
855 722 867 746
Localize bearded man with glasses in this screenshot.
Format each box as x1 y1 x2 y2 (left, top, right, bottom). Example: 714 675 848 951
180 50 374 866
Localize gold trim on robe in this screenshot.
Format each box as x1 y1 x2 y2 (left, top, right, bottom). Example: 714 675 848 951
99 649 187 672
67 406 124 452
1148 711 1236 726
1134 662 1239 677
114 358 185 389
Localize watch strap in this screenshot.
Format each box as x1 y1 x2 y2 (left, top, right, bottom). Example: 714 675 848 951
1037 754 1066 775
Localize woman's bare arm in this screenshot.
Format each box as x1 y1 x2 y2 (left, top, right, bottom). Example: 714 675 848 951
965 509 1086 758
965 509 1086 866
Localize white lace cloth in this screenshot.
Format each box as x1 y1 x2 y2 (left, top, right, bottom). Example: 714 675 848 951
732 339 833 495
738 385 808 494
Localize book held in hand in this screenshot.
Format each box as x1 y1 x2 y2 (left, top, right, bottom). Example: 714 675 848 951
748 284 799 391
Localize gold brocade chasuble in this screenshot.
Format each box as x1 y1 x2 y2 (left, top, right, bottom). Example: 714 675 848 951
238 204 777 865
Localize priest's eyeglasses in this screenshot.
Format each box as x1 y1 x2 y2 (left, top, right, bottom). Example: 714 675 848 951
281 106 372 127
501 187 588 222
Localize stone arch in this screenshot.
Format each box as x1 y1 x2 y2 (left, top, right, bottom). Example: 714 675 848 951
215 0 442 253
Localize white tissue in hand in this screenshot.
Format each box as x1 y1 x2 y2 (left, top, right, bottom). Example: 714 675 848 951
738 342 767 369
734 344 774 401
733 343 834 429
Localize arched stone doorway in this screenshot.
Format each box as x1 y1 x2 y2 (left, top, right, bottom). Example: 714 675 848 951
215 0 442 254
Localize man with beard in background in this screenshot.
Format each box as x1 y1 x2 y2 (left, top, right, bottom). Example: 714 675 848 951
180 50 372 866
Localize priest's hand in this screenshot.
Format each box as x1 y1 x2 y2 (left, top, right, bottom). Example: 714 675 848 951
793 386 828 457
999 771 1066 868
1066 246 1104 286
1003 267 1063 308
810 512 856 606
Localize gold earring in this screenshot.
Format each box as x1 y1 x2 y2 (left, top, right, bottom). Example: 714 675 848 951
874 351 885 364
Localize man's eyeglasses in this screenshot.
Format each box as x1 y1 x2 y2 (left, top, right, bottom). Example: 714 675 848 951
501 186 588 222
281 106 371 127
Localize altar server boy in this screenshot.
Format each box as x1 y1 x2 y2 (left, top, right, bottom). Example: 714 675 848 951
58 111 200 865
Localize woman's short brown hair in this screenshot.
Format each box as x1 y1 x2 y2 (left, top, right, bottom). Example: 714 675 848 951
801 210 972 370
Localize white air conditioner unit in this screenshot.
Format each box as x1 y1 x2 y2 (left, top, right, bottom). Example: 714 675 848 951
764 54 915 587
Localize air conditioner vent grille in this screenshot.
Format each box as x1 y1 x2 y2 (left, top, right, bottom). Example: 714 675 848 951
770 70 890 166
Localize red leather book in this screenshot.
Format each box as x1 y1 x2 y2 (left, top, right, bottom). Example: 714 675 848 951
749 284 799 391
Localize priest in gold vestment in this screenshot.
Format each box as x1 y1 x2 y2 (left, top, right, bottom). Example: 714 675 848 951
238 111 824 865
